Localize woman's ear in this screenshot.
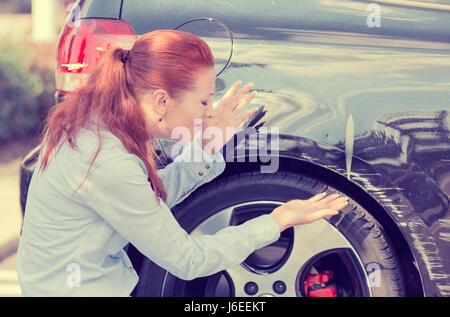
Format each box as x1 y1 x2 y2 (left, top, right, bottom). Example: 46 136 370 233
149 89 169 117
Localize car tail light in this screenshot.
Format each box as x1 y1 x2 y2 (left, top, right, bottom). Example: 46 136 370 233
55 18 136 96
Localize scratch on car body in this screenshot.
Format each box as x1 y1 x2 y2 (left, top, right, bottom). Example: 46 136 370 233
408 220 450 295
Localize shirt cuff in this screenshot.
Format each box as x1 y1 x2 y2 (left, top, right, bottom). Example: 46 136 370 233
241 213 281 250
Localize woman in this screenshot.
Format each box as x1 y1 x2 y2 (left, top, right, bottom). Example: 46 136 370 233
16 30 348 296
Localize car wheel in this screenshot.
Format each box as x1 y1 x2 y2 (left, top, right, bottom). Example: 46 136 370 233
134 170 406 297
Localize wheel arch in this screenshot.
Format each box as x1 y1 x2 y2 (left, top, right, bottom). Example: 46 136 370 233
216 133 425 296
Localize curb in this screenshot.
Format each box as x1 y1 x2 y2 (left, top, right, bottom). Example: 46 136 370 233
0 236 19 263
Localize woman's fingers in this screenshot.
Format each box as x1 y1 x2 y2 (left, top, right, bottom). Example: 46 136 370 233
310 209 340 222
309 193 348 212
222 81 254 109
330 197 349 210
307 192 327 202
233 90 257 114
237 108 258 127
317 193 341 205
222 80 242 101
231 82 254 111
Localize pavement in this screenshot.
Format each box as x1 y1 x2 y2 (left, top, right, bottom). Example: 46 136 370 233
0 157 23 297
0 157 23 262
0 136 40 297
0 253 20 297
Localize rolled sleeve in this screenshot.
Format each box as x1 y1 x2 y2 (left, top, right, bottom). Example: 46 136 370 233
157 131 226 208
84 155 280 281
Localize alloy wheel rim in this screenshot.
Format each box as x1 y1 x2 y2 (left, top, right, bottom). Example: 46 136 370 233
162 200 373 297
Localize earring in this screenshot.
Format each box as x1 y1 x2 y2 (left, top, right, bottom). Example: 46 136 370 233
158 116 163 122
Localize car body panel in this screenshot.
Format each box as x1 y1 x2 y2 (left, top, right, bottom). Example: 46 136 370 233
215 40 450 295
77 0 122 19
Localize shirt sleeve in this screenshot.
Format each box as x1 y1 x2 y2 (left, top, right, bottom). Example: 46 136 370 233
84 154 280 281
156 130 226 208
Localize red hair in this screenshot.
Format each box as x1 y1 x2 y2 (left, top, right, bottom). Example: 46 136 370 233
38 29 215 205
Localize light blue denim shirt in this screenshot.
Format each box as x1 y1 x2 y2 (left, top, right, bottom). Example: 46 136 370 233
16 124 280 296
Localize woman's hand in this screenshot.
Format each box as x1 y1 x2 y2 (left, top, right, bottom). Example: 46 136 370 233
201 80 258 156
269 193 349 232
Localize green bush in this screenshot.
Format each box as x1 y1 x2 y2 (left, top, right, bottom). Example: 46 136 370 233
0 37 55 144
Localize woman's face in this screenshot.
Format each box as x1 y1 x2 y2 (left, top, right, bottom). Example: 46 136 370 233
142 67 216 143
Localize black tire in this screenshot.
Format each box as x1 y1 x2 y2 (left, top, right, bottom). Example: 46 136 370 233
134 170 406 297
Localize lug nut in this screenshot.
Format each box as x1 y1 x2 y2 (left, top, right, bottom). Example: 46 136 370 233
273 280 286 294
244 282 258 295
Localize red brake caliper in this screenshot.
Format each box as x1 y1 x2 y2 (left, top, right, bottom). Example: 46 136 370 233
304 270 337 297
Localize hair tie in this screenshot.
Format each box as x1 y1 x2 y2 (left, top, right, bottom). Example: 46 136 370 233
121 49 130 63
